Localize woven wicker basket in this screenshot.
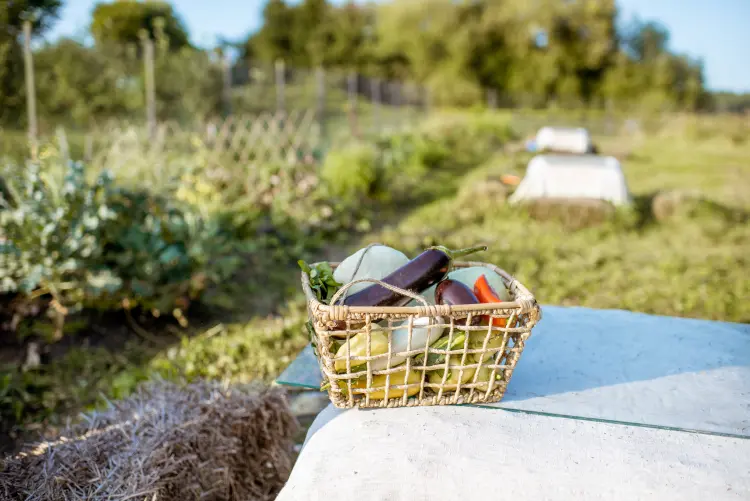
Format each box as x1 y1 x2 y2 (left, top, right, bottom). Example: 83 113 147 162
302 261 542 409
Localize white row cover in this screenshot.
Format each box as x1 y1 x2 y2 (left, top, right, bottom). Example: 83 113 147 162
535 126 593 154
509 154 631 206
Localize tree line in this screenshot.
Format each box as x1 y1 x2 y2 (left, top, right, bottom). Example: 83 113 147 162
1 0 748 129
249 0 709 110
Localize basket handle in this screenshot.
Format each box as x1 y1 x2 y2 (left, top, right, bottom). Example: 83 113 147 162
329 278 430 308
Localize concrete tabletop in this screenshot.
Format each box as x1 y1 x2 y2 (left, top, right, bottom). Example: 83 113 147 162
278 404 750 501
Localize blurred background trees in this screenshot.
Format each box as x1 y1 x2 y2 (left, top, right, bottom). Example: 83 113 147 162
90 0 190 49
246 0 711 111
1 0 747 128
0 0 62 123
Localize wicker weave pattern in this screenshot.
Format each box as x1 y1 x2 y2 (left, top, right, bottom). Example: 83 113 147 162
302 261 541 409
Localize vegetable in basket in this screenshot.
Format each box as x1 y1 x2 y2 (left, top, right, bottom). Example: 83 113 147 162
411 266 509 306
333 245 410 296
435 279 482 326
428 365 500 392
333 331 389 372
337 245 487 309
473 274 509 327
336 367 422 399
413 332 466 367
428 363 477 388
470 366 498 392
334 316 445 372
299 261 342 304
468 312 515 363
469 330 506 363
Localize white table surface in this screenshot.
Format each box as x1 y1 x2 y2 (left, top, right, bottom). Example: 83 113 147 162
278 404 750 501
488 306 750 437
277 307 750 500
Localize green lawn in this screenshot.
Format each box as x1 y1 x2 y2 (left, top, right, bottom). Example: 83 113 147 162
366 127 750 323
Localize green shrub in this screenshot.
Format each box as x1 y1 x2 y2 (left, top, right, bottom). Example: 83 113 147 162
0 158 247 328
320 141 379 201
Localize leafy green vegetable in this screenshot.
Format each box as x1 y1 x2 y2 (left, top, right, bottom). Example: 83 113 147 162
299 260 341 304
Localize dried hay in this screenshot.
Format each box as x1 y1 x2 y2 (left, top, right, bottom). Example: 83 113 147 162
457 178 509 204
523 197 616 229
1 380 298 501
651 190 748 224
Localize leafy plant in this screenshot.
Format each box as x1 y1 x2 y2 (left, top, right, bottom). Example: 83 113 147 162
320 141 380 201
0 157 247 329
298 261 341 304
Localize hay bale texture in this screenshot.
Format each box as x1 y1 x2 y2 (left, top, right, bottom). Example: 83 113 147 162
524 197 616 229
1 380 298 501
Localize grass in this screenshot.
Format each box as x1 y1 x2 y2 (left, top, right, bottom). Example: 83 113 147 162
366 132 750 323
1 302 310 447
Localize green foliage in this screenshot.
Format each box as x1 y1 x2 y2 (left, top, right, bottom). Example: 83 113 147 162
320 141 379 201
0 157 247 321
245 0 706 111
91 0 190 49
0 345 150 429
299 261 340 304
27 34 222 126
149 313 308 383
152 46 223 122
247 0 295 63
32 39 143 125
319 113 514 204
369 128 750 324
706 92 750 114
0 306 310 436
0 0 62 123
3 111 749 452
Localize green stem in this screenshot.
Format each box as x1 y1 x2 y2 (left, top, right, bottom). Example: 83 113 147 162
428 245 488 261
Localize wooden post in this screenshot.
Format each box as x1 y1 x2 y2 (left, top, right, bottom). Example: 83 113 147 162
84 134 93 163
222 52 232 117
22 21 38 161
370 77 381 130
316 66 326 142
393 82 402 129
347 71 358 137
488 89 498 109
143 38 156 140
275 59 285 114
347 71 357 107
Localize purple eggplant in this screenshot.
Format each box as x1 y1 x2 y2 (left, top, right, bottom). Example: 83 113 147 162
329 245 486 329
341 246 486 308
435 279 482 326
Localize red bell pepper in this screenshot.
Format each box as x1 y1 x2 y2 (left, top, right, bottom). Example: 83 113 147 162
473 274 508 327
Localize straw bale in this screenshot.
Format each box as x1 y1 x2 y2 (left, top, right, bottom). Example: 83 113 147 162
1 380 298 501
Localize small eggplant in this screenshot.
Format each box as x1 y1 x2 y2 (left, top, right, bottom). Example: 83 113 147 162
340 245 486 309
435 279 482 326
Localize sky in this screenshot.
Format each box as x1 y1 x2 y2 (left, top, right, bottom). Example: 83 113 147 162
47 0 750 93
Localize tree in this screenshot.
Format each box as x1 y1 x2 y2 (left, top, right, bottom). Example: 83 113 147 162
247 0 295 64
290 0 329 67
0 0 62 124
316 2 374 71
90 1 190 49
622 19 670 62
33 39 143 125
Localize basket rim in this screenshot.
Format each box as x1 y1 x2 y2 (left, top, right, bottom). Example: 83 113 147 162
302 260 539 317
